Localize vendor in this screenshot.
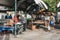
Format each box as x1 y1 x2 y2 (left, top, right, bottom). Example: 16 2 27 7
5 14 12 19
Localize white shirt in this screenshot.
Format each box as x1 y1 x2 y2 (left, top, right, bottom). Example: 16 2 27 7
45 16 50 21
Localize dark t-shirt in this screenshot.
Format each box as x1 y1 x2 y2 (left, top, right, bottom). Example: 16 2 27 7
8 15 12 19
5 15 12 19
5 15 8 19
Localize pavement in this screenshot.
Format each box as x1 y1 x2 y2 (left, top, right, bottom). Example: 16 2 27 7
0 29 60 40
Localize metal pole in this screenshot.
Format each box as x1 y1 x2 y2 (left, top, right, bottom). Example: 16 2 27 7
14 0 17 37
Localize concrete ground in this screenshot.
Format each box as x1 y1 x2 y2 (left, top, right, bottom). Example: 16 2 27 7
1 28 60 40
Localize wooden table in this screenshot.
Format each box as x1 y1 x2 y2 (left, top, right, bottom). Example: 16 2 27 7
32 20 44 24
32 20 45 30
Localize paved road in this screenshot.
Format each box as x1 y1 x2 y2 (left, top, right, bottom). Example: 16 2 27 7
10 29 60 40
0 35 4 40
0 29 60 40
0 33 10 40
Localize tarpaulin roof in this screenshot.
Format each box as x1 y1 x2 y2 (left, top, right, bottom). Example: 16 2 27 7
0 0 14 7
0 0 36 7
0 0 30 7
0 0 48 11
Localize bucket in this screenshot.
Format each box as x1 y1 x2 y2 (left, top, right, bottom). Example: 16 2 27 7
32 25 36 30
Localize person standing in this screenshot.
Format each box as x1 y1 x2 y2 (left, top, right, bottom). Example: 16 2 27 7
50 14 55 30
8 14 12 19
5 14 8 19
45 14 50 31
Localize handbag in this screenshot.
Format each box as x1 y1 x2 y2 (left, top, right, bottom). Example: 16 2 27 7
50 20 54 25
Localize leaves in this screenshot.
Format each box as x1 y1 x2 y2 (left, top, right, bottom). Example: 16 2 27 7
43 0 60 13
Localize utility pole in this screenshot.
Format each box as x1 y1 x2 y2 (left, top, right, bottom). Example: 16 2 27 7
14 0 17 37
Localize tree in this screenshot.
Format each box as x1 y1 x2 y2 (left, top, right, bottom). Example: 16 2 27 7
43 0 60 13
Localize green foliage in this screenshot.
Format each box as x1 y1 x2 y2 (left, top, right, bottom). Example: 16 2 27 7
43 0 60 13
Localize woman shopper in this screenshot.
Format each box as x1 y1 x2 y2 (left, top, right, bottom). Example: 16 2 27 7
50 14 55 30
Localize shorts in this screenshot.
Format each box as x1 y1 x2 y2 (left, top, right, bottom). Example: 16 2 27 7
50 24 54 27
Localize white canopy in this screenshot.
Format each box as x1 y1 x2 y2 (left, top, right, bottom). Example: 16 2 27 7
57 2 60 7
34 0 48 9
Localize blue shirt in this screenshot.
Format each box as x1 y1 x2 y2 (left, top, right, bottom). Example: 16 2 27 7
8 15 12 19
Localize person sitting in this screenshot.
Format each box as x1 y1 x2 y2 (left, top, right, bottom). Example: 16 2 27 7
12 15 19 23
